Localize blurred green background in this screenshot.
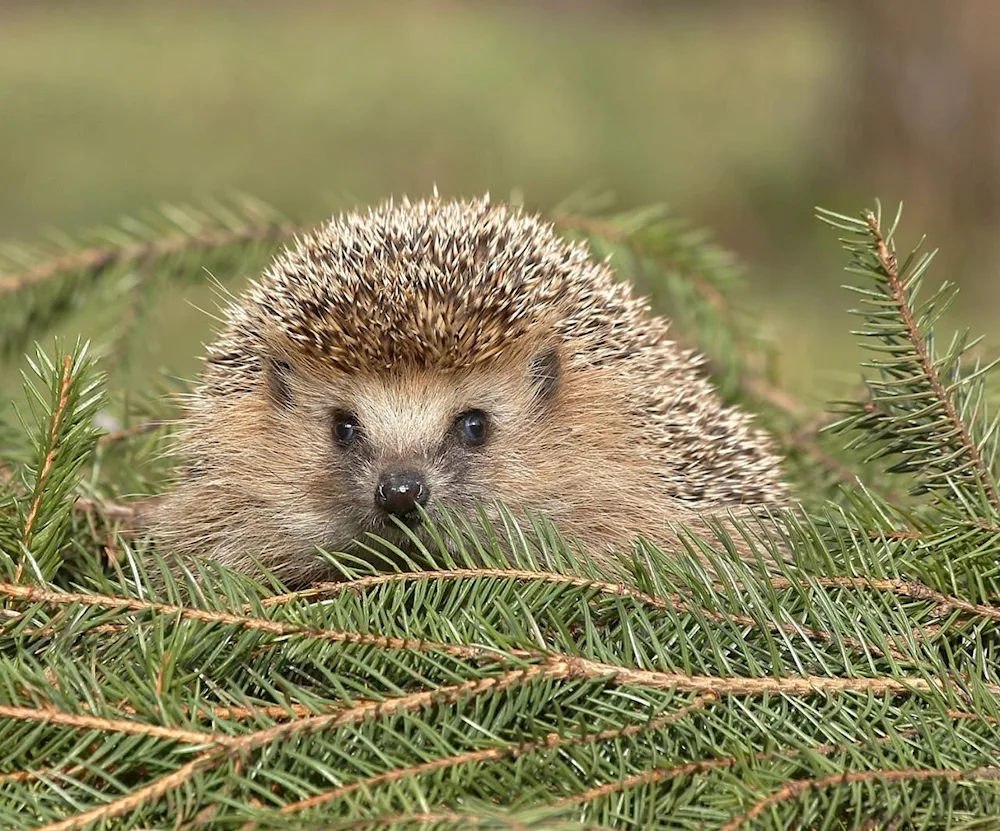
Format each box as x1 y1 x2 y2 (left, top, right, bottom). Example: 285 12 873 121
3 0 999 405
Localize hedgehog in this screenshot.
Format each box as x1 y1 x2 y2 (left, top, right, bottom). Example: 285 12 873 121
152 196 787 586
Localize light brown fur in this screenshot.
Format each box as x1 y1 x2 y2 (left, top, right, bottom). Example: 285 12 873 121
153 197 786 585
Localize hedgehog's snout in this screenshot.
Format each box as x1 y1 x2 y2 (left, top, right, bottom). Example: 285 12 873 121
375 470 429 519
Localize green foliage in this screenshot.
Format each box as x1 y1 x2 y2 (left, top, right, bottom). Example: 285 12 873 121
817 204 1000 604
0 196 294 366
0 201 999 829
0 342 104 583
822 204 1000 514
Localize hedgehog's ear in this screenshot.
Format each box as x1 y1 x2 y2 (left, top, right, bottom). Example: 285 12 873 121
265 356 294 409
528 345 561 407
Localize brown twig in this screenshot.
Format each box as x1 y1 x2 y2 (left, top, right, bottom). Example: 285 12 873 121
96 420 167 447
39 662 978 831
558 714 995 813
864 517 1000 542
1 581 987 700
72 496 136 522
0 581 515 664
34 753 222 831
768 576 1000 624
557 757 740 807
2 452 139 531
555 733 889 808
197 702 338 722
8 694 337 726
869 530 924 542
0 764 87 785
258 568 666 610
0 704 230 748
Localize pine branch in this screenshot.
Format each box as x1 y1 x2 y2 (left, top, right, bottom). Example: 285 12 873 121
2 507 1000 828
264 568 911 662
17 354 75 570
277 695 716 818
819 203 1000 518
0 198 296 296
720 765 1000 831
0 198 299 360
3 342 104 583
2 579 971 698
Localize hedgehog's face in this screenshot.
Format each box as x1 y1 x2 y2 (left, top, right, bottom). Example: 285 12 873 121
160 199 788 584
261 344 562 557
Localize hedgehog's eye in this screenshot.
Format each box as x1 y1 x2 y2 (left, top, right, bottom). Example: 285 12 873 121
456 409 488 446
332 411 360 446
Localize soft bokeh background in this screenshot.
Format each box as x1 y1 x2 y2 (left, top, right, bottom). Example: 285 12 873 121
3 0 999 404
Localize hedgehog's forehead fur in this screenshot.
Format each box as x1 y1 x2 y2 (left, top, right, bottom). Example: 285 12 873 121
212 196 654 380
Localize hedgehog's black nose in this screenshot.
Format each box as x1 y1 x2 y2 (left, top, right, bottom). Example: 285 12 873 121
375 471 429 517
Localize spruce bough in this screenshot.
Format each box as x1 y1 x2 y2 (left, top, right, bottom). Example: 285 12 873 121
0 200 997 830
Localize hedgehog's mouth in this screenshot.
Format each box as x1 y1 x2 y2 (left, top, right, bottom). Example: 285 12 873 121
362 507 434 543
343 513 442 569
332 499 490 571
